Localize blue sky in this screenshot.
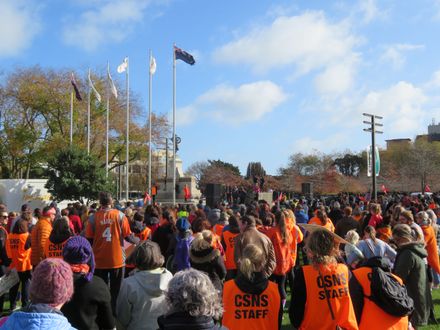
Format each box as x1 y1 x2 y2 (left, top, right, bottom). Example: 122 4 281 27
2 0 440 175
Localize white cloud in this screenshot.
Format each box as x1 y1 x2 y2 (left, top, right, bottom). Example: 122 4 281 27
380 44 424 70
358 0 380 23
63 0 154 51
0 0 41 57
212 11 360 79
359 81 427 134
292 134 347 153
314 56 359 95
177 81 287 125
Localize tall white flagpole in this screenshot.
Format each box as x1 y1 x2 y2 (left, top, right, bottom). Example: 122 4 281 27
126 57 130 202
172 45 176 206
87 69 91 154
106 61 110 178
70 90 73 146
148 51 153 204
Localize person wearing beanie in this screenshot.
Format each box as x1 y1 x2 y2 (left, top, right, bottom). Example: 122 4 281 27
0 258 75 329
190 230 226 293
116 240 172 330
167 217 193 273
212 212 229 237
61 236 115 330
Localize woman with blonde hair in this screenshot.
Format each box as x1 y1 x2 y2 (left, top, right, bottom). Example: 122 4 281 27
222 244 280 330
189 230 226 293
357 226 396 264
289 228 358 330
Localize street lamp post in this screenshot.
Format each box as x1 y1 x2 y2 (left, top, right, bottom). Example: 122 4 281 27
363 113 383 201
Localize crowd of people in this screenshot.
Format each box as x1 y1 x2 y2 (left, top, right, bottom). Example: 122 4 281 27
0 191 438 329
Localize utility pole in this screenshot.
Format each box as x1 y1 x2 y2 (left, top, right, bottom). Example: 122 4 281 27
363 113 383 201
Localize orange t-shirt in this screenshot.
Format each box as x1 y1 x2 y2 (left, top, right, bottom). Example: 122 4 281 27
86 208 131 269
6 233 32 272
267 226 293 275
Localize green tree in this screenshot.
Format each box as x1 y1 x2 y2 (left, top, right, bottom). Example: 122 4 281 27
45 147 111 204
333 153 362 176
245 162 266 179
0 66 170 181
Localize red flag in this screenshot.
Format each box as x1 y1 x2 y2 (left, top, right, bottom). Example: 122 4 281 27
278 192 283 201
184 185 191 200
381 184 388 194
424 184 431 193
143 192 151 204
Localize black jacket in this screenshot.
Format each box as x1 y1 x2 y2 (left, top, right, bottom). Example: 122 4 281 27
157 312 227 330
190 247 226 292
61 274 115 330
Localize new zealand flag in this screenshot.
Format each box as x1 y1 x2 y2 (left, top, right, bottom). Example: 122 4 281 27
174 46 195 65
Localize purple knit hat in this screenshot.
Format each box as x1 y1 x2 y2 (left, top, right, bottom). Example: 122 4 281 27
30 258 73 307
62 236 95 282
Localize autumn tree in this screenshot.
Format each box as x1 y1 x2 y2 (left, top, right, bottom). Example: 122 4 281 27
0 66 170 185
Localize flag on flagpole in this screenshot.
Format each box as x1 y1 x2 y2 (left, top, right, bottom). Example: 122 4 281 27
107 66 118 98
117 57 128 73
70 73 82 101
424 184 431 193
150 55 156 75
143 191 151 204
174 46 195 65
88 70 102 103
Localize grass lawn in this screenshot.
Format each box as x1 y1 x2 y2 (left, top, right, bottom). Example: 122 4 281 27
281 288 440 329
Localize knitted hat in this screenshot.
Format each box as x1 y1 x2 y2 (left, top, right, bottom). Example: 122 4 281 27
30 258 73 307
176 217 191 232
63 236 95 281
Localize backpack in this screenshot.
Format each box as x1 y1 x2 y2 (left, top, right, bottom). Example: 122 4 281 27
368 267 414 317
173 235 193 272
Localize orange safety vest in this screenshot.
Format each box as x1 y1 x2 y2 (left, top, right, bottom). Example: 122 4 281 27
6 233 32 272
376 226 392 243
44 238 70 259
222 230 239 270
352 267 408 330
212 224 224 237
222 279 280 330
135 226 151 241
308 217 335 232
421 225 440 274
301 264 358 330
